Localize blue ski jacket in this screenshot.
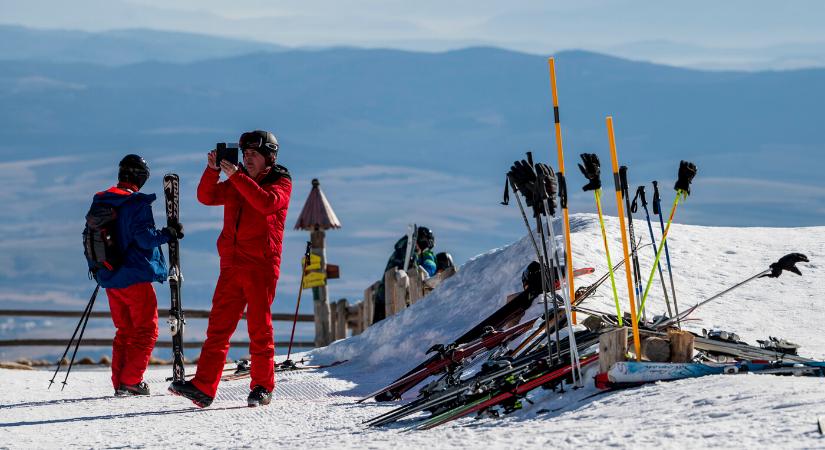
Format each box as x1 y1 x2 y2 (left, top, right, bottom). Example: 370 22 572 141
419 250 437 277
89 186 170 288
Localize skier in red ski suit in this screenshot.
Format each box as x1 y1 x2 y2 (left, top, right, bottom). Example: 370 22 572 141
168 130 291 408
89 155 183 397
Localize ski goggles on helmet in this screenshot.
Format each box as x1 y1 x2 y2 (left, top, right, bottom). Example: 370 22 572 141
239 131 279 153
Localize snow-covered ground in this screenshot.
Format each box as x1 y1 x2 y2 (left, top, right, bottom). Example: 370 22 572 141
2 214 824 449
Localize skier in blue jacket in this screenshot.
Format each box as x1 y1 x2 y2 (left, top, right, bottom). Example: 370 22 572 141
87 154 183 396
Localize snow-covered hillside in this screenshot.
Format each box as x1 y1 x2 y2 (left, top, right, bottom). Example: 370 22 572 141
2 214 824 449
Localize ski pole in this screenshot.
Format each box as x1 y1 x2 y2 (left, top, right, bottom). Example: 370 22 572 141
619 166 644 318
577 153 623 326
285 241 313 365
653 180 681 326
507 154 562 366
638 161 697 320
527 152 564 368
506 170 571 367
542 216 582 385
536 163 582 387
632 186 673 317
48 284 99 389
60 286 100 390
547 56 578 324
503 176 544 265
605 117 641 361
665 253 808 327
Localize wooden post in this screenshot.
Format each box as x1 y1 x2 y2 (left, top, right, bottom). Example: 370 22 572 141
311 229 332 346
407 267 426 306
384 268 408 318
328 299 338 341
599 327 628 373
294 178 342 347
334 299 348 340
363 281 376 329
383 269 396 319
394 269 409 313
668 329 695 363
347 302 362 335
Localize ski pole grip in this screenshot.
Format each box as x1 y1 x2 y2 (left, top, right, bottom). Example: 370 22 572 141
652 181 661 215
630 185 643 213
619 165 630 195
302 241 312 268
501 175 510 206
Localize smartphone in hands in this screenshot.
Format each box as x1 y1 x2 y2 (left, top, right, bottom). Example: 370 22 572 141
215 143 239 167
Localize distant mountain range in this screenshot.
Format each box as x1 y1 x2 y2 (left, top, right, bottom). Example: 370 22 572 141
0 25 286 65
0 27 821 341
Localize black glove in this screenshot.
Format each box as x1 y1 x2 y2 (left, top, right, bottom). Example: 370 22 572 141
535 163 558 216
765 253 808 278
674 160 697 195
508 159 538 208
578 153 601 191
163 222 184 240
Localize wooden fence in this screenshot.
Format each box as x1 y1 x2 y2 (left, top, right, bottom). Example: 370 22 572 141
325 266 457 340
0 309 315 349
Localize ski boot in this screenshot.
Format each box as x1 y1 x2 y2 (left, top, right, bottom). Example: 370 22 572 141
247 385 272 407
168 380 213 408
115 381 150 397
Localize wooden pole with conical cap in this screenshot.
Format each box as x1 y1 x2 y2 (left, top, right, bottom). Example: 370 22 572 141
294 178 342 347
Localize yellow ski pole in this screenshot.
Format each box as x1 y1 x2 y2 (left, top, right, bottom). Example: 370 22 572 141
594 190 623 325
578 153 622 326
606 116 641 361
638 160 697 320
547 56 577 323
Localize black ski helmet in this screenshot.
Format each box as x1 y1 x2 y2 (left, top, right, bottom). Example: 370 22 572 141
522 261 542 295
435 252 454 272
416 226 435 250
118 154 150 189
239 130 279 166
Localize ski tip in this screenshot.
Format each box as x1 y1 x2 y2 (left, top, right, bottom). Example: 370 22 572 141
819 416 825 435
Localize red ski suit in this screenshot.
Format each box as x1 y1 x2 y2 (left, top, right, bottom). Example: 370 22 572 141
192 165 291 397
107 283 159 389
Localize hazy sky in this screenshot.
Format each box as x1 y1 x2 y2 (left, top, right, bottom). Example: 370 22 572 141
2 0 825 68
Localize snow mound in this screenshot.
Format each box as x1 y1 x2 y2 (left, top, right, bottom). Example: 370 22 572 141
313 213 825 383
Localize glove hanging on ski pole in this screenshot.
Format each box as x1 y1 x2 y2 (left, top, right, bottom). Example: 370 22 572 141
578 153 602 191
763 253 809 278
674 160 697 196
508 160 557 217
508 159 536 205
534 163 558 217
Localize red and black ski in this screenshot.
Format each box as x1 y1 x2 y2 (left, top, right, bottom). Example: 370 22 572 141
356 319 537 403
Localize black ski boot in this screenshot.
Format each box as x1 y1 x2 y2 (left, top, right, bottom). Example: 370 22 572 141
168 380 213 408
247 385 272 407
115 381 150 396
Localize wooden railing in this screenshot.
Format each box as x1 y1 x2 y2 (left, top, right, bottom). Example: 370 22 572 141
0 309 315 349
326 266 457 340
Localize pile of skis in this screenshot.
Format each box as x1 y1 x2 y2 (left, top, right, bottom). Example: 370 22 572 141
357 142 817 430
359 149 637 429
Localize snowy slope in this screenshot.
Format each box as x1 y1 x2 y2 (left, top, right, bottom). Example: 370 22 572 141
2 214 824 449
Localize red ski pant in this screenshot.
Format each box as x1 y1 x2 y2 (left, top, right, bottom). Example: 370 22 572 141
107 283 159 389
192 265 279 397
